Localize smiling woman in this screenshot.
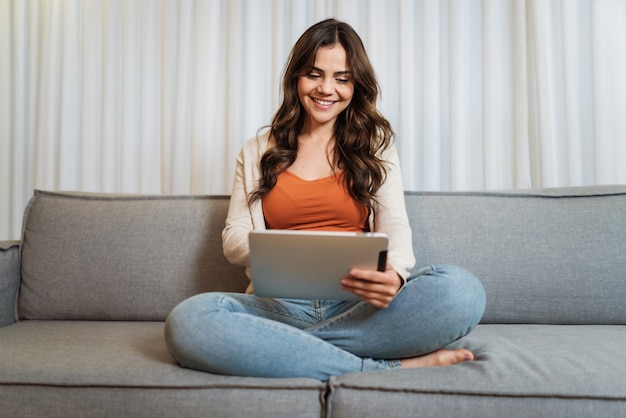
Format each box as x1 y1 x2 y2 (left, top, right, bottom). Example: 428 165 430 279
164 18 486 381
253 18 394 210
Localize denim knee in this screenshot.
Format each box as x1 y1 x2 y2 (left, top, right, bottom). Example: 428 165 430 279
410 264 486 330
440 264 486 329
163 297 193 366
163 293 218 368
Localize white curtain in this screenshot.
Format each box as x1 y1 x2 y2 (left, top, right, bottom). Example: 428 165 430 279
1 0 625 239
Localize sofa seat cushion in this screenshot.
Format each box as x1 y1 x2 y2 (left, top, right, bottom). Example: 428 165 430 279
328 324 626 418
0 321 325 418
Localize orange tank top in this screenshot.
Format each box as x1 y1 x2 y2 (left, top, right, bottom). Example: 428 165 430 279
262 170 368 231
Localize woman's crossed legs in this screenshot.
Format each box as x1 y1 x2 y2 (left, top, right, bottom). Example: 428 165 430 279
164 264 486 380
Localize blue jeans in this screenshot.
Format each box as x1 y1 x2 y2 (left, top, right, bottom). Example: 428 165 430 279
164 264 485 381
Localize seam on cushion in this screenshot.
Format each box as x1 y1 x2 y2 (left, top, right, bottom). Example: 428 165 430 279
323 377 336 418
404 188 626 199
328 383 626 401
33 190 230 201
0 382 326 391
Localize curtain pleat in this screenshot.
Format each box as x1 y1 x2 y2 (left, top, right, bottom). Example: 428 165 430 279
1 0 625 239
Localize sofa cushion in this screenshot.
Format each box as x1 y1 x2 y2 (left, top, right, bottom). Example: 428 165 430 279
0 241 20 326
328 324 626 418
0 321 325 418
18 191 249 321
405 185 626 324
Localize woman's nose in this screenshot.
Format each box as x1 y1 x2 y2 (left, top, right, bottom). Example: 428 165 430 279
317 77 334 94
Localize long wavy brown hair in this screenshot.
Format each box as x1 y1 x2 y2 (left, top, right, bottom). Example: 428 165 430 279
249 19 394 214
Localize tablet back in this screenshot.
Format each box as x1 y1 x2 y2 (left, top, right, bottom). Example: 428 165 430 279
249 230 388 300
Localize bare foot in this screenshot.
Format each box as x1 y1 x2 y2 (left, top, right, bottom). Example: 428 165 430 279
399 349 474 368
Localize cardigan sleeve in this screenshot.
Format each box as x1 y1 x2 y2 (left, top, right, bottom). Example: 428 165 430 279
222 134 268 268
370 143 416 280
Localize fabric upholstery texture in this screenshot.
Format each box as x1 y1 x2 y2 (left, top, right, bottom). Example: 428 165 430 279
2 322 625 417
0 386 323 418
406 185 626 324
3 185 626 417
18 187 626 323
0 241 19 326
18 191 249 321
328 324 626 417
0 321 325 418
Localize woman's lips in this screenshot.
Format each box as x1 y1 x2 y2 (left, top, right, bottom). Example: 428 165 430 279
311 97 335 107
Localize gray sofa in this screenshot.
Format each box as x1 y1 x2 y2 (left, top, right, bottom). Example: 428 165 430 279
1 186 625 417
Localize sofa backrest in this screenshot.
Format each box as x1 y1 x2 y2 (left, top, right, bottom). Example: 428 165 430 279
18 191 249 321
406 185 626 324
18 186 626 324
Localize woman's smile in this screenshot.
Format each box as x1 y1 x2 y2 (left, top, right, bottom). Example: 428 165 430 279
311 97 336 108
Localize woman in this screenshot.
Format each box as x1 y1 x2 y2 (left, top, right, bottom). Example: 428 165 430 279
165 19 485 381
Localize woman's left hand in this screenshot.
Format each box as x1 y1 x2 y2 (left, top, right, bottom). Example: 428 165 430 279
341 263 403 309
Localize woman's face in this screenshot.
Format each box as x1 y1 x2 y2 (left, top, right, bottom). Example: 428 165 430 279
297 45 355 130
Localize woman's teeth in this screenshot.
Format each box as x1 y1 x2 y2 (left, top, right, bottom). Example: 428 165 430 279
313 98 334 106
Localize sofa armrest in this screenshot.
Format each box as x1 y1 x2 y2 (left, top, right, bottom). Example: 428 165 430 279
0 240 20 327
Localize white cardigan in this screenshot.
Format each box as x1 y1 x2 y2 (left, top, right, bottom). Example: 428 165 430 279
222 131 416 291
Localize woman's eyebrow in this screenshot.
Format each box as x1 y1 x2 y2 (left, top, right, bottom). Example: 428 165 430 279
310 67 351 76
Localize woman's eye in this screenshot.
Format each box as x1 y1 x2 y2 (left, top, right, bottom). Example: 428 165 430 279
307 73 321 79
337 78 349 83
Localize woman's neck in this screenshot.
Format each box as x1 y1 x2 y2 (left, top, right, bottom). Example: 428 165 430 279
299 119 335 144
289 126 337 181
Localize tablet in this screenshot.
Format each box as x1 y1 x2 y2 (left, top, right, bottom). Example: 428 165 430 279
249 230 388 300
